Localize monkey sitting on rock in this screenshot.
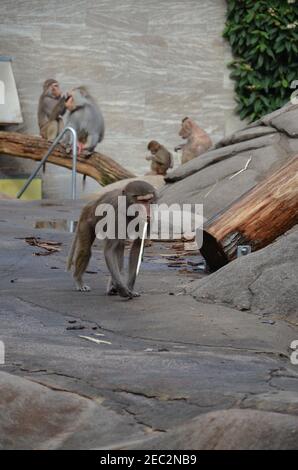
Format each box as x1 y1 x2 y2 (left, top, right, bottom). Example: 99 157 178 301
146 140 173 176
175 117 212 164
67 180 157 299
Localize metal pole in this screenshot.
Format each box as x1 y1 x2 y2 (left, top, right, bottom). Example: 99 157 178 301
16 126 77 200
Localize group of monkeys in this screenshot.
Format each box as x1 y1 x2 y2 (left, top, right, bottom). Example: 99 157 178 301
38 79 212 175
37 79 213 299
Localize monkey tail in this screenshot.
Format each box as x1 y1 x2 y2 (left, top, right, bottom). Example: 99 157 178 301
66 228 79 272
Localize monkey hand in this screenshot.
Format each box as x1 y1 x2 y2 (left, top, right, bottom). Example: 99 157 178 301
145 155 152 161
174 145 182 152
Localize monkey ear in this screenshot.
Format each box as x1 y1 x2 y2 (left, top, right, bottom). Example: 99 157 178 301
185 120 192 131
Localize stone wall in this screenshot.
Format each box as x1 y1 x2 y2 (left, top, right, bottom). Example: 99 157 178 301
0 0 241 197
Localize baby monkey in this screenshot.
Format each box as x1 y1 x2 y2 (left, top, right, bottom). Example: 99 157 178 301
67 180 157 299
146 140 173 176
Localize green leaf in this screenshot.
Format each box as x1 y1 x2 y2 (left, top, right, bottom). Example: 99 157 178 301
223 0 297 121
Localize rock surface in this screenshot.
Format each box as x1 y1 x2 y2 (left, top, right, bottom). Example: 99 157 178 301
120 409 298 450
0 200 298 449
187 228 298 320
160 103 298 219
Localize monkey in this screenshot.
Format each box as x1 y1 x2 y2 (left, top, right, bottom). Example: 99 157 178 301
175 117 212 164
146 140 174 176
38 79 66 141
63 86 104 157
67 180 157 299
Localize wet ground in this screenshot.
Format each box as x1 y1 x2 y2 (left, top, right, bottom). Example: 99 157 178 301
0 199 298 449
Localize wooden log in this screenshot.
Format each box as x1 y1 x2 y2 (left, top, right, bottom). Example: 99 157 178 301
0 131 135 186
200 157 298 271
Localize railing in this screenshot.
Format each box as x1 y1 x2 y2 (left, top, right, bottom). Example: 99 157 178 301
17 126 78 200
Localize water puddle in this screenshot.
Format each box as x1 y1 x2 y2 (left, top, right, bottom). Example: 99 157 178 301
33 219 77 233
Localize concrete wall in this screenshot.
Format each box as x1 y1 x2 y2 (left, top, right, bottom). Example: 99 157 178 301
0 0 241 198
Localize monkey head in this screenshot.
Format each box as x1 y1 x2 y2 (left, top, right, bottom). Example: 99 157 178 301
147 140 161 155
123 181 156 221
179 117 193 139
65 86 91 112
43 79 61 98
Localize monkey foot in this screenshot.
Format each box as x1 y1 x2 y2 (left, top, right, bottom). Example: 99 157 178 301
76 285 91 292
131 291 140 298
107 286 118 296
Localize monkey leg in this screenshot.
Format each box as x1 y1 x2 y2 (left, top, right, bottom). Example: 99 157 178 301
107 241 124 295
127 238 142 297
104 240 133 299
58 117 64 134
45 120 59 141
73 223 95 292
181 149 195 164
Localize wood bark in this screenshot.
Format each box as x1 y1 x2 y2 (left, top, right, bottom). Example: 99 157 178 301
0 131 135 186
200 157 298 271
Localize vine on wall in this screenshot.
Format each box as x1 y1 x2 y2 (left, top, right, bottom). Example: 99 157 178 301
224 0 298 122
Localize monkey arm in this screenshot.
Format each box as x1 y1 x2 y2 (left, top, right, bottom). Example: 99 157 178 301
48 96 66 121
151 150 167 166
174 144 185 152
104 240 133 298
84 133 100 153
127 238 142 292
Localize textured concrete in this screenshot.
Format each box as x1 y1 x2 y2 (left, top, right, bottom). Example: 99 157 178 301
0 199 298 449
0 0 241 197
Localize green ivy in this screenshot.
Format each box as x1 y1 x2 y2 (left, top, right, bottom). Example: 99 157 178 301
223 0 298 122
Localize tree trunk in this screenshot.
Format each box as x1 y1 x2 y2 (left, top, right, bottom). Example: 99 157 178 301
0 131 135 186
200 157 298 271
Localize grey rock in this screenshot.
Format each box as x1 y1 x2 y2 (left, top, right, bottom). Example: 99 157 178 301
160 102 298 219
0 371 146 450
120 409 298 450
164 134 280 183
271 107 298 137
239 391 298 416
160 143 289 219
216 125 278 148
187 228 298 320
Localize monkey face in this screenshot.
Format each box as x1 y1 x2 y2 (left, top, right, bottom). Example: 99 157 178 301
124 181 156 222
49 82 61 98
147 140 160 154
179 119 192 139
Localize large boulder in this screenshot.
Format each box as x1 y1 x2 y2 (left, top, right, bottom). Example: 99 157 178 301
160 103 298 219
120 409 298 450
186 228 298 320
0 372 145 450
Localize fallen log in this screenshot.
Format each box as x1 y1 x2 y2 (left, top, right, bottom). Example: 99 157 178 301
0 131 135 186
200 156 298 271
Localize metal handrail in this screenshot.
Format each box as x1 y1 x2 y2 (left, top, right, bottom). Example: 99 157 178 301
17 126 78 200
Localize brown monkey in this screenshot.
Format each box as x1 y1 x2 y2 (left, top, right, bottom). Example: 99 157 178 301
146 140 174 176
64 86 104 156
175 117 212 164
38 79 66 140
67 180 156 299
